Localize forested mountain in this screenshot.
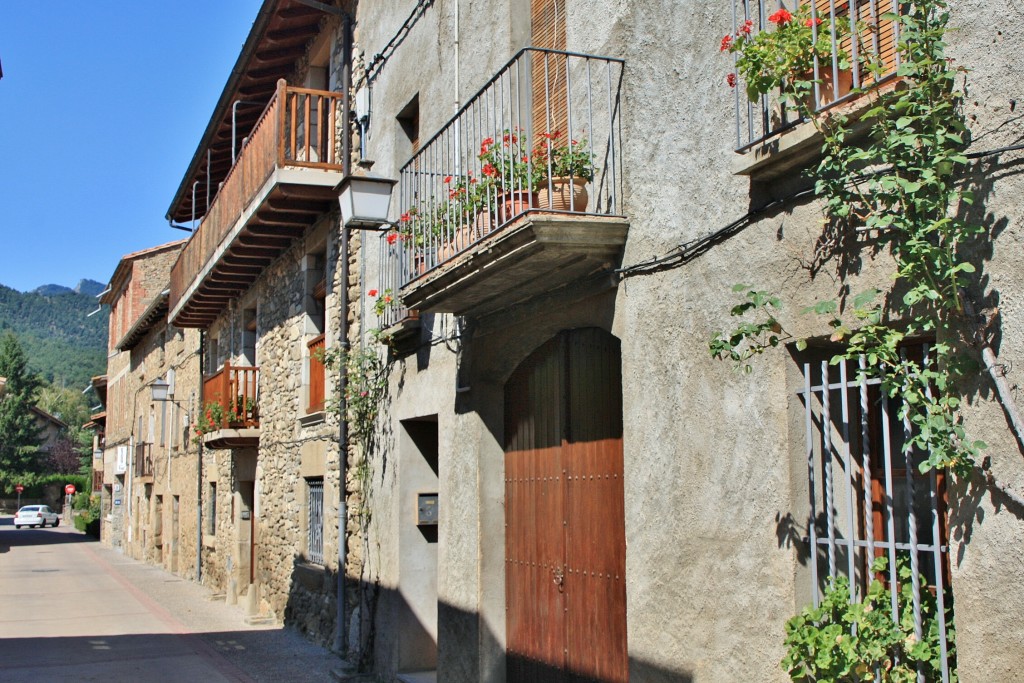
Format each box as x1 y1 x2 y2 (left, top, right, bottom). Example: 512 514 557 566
0 283 108 390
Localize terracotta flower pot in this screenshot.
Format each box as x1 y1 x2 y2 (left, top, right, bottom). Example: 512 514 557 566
438 225 473 261
537 176 589 212
496 190 538 225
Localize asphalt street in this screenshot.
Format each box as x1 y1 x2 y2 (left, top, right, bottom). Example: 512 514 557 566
0 515 352 682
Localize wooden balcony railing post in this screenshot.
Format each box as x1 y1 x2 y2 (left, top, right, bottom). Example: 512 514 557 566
169 80 344 320
276 78 287 166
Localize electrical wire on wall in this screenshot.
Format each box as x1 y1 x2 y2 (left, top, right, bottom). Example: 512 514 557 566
616 141 1024 280
364 0 435 85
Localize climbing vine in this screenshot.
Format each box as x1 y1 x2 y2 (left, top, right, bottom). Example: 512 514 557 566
713 0 984 477
714 2 990 677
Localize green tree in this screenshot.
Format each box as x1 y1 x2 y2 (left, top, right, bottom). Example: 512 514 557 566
0 333 44 483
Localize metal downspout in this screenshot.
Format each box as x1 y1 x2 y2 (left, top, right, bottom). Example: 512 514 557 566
336 10 353 657
196 330 205 583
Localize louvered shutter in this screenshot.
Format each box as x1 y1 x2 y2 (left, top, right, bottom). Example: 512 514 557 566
531 0 568 136
814 0 898 102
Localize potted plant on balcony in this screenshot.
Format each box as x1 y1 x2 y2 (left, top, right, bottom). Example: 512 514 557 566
479 128 542 224
533 131 594 212
192 401 226 445
722 6 854 113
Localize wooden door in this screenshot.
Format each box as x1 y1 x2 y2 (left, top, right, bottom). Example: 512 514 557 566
505 328 627 683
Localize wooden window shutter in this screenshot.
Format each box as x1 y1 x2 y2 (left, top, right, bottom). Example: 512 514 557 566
531 0 568 136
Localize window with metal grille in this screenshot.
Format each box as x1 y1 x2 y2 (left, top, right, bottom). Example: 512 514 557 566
795 343 954 678
209 482 217 536
307 478 324 565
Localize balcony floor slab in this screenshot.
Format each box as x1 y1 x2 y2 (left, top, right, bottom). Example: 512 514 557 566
401 213 629 318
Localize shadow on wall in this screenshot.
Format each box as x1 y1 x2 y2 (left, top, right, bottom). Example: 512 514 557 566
282 575 693 681
283 556 340 650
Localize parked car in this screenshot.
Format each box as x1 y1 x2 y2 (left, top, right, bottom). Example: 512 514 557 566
14 505 59 528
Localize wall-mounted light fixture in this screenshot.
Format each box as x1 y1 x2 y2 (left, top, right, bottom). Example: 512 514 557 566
336 175 398 231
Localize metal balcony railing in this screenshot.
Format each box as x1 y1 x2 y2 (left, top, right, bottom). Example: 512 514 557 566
203 363 260 428
170 81 343 311
731 0 901 151
388 47 625 286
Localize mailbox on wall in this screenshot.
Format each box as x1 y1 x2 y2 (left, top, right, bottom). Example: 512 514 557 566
417 493 438 526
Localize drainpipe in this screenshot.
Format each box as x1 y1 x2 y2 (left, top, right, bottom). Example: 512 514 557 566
196 330 205 583
232 100 264 163
335 10 353 657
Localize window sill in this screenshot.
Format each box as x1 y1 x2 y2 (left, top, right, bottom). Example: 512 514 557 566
733 80 905 180
299 411 326 428
293 560 328 590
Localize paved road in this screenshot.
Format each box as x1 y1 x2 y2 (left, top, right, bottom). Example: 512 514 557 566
0 516 351 682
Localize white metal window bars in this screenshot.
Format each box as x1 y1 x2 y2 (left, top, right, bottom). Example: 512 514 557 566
308 478 324 565
731 0 902 151
797 345 953 681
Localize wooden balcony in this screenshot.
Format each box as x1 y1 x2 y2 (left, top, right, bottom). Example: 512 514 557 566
307 334 326 414
169 81 344 328
202 363 260 449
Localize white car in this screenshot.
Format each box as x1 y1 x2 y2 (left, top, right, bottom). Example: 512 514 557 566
14 505 59 528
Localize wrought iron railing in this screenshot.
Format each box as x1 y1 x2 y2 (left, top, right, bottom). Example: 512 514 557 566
170 81 343 311
202 363 260 428
731 0 901 150
389 47 625 284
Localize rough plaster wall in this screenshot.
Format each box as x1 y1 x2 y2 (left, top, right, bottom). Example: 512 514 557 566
942 0 1024 678
351 0 1022 679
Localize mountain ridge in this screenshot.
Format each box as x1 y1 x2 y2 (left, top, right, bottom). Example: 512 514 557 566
0 282 108 389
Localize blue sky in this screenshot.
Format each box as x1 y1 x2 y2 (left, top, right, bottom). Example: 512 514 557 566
0 0 262 293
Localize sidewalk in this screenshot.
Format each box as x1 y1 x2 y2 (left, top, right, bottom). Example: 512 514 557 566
0 518 363 683
84 540 355 683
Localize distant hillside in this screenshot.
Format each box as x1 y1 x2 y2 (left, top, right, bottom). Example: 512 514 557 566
33 279 104 297
0 284 108 390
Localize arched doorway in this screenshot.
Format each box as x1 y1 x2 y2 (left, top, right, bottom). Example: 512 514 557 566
504 327 627 682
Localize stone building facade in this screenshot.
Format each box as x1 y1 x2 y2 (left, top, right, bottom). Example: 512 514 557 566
100 241 187 551
132 0 1024 681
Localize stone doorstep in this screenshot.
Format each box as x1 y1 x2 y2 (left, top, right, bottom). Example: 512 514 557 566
330 667 375 683
243 614 278 626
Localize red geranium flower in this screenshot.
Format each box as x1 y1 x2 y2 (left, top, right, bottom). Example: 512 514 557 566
739 19 753 35
386 232 399 244
368 289 378 297
720 34 733 51
768 8 792 24
482 163 498 178
726 73 737 88
443 175 453 184
400 212 411 222
804 16 822 27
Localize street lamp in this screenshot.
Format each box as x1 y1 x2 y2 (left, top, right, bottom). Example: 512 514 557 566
148 373 203 583
150 377 171 403
335 175 398 230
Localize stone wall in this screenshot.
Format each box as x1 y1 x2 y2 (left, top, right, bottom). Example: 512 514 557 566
197 213 345 648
